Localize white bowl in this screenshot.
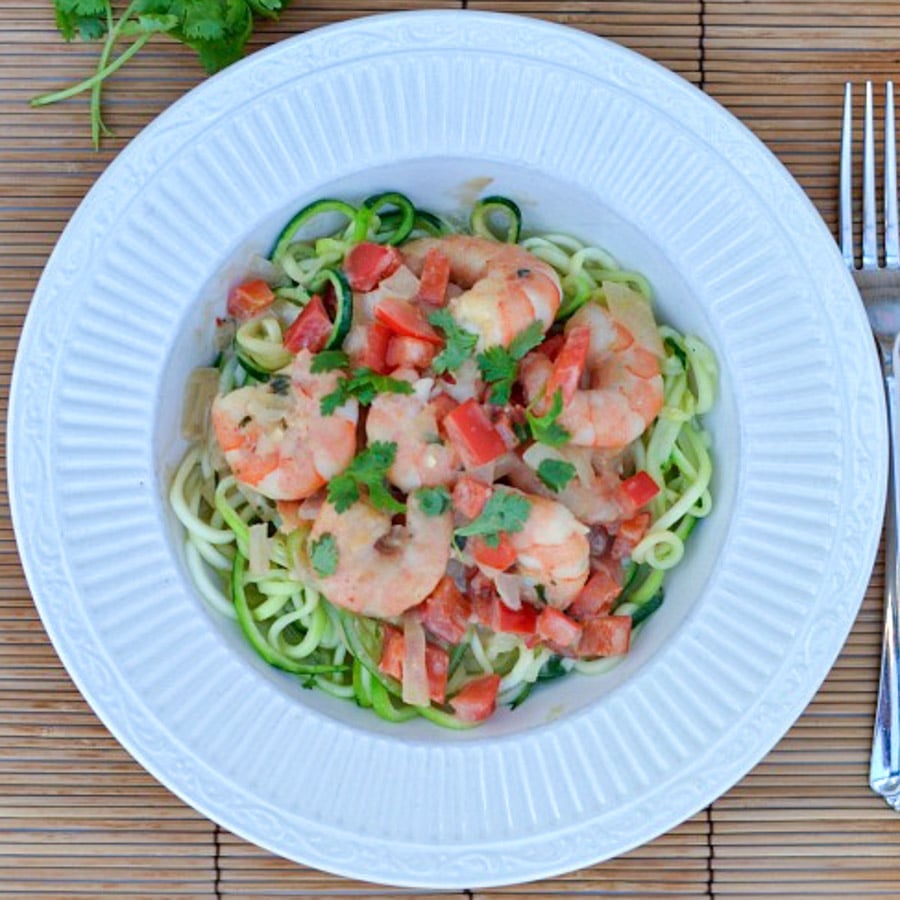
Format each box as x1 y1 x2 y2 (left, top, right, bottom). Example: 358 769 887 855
8 10 886 888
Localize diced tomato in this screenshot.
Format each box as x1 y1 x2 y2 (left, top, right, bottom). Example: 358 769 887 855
545 325 590 407
378 624 450 703
567 560 622 621
443 399 508 468
539 332 566 362
374 297 443 345
386 335 437 371
343 242 403 291
619 471 661 508
283 294 333 353
488 409 521 450
452 475 492 519
611 512 652 560
536 607 583 649
449 673 502 723
357 321 392 375
470 534 517 572
469 583 538 637
416 247 451 306
420 576 472 644
430 391 459 425
227 279 275 320
577 615 632 658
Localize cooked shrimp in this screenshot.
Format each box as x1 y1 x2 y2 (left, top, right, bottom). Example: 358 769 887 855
504 448 628 526
211 350 358 501
520 303 664 450
502 488 590 609
403 235 562 349
366 372 461 492
307 492 453 618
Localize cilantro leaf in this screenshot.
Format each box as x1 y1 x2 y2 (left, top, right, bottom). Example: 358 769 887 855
526 390 571 447
320 368 413 416
415 486 452 517
476 321 545 405
327 442 404 514
536 458 577 493
309 533 338 577
455 492 531 548
428 309 478 374
310 350 350 373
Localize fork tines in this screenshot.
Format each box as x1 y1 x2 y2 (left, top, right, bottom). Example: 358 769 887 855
841 81 899 271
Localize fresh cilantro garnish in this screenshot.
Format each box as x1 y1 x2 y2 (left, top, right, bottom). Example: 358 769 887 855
526 389 571 447
428 309 478 374
309 533 338 577
455 492 531 548
36 2 289 148
477 321 545 404
536 458 577 493
320 368 413 415
327 442 404 514
310 350 350 373
415 485 452 517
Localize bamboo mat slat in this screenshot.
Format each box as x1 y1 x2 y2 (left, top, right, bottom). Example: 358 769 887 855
3 1 900 897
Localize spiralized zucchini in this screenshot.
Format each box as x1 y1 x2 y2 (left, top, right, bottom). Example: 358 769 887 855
170 193 718 727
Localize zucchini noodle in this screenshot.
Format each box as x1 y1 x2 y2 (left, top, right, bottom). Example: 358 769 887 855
170 193 718 727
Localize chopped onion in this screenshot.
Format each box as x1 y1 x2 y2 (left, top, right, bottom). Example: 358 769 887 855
248 523 271 576
181 367 220 441
440 357 482 403
467 460 497 484
495 573 523 610
413 377 434 403
402 613 430 707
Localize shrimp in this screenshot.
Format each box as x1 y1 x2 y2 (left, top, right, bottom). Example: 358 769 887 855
307 492 453 618
503 488 590 609
365 371 461 492
520 303 664 450
403 234 562 349
210 350 358 501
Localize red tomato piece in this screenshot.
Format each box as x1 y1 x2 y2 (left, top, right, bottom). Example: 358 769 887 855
611 512 652 560
470 534 517 572
577 615 632 658
375 297 443 345
356 321 392 375
452 475 492 520
385 335 437 371
420 576 472 644
227 279 275 320
443 399 508 468
449 674 502 723
343 242 403 291
377 624 450 703
619 471 660 508
567 560 622 621
536 607 583 649
430 391 459 426
545 325 590 406
283 294 333 353
495 599 538 636
416 247 451 306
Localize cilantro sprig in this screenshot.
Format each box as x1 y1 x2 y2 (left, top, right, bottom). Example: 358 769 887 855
526 389 571 447
309 533 338 577
428 309 478 374
36 1 289 149
477 321 545 405
320 368 413 415
536 458 577 493
327 442 404 514
415 485 452 517
455 491 531 548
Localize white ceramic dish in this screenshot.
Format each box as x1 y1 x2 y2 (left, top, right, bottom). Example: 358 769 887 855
8 10 886 888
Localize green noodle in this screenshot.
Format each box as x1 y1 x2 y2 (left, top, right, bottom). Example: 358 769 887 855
169 195 718 727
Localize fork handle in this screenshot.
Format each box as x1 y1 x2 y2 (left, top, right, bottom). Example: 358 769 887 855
870 352 900 807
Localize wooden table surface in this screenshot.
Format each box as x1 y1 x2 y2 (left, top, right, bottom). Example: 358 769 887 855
2 2 900 897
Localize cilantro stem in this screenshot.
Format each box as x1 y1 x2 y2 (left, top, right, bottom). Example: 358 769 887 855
32 31 153 109
91 2 123 148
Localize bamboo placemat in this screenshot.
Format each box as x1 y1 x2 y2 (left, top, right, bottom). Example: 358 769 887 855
1 1 899 896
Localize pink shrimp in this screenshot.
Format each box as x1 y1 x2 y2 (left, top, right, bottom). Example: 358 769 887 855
520 303 664 451
402 234 562 349
211 350 358 501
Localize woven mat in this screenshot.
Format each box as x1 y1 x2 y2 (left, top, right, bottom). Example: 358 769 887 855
2 1 899 895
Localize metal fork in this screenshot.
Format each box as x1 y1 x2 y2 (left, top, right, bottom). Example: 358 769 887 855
841 81 900 809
